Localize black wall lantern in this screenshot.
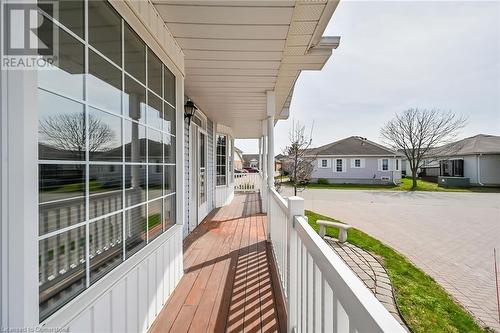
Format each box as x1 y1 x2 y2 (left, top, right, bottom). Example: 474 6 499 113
184 99 196 127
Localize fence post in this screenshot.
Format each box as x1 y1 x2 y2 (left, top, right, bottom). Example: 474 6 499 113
287 196 304 332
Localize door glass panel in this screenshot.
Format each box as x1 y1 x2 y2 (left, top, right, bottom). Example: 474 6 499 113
199 132 206 204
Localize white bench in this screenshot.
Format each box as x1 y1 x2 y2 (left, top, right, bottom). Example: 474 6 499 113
317 220 351 243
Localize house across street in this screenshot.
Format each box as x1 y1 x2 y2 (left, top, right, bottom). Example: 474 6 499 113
283 187 500 331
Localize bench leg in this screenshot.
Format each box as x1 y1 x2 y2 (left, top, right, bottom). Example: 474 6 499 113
319 225 325 238
339 229 348 243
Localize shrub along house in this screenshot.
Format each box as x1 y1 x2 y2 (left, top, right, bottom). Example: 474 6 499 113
309 136 403 185
1 1 405 332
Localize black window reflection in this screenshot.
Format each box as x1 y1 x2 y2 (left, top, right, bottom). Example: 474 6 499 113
125 165 146 206
124 75 146 122
147 200 162 241
125 205 146 258
88 108 122 162
38 21 85 100
124 23 145 84
88 1 122 66
164 166 176 195
163 66 176 106
148 49 162 96
163 103 176 136
147 92 162 130
39 225 86 322
163 195 176 230
39 164 85 235
88 50 122 113
124 120 146 163
38 89 85 161
89 165 123 219
89 213 123 284
164 134 175 164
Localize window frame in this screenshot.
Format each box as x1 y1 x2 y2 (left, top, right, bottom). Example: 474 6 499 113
335 158 343 173
382 158 389 171
216 133 228 187
321 159 328 168
36 0 179 322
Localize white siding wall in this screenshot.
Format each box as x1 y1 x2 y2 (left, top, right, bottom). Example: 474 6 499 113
43 226 183 332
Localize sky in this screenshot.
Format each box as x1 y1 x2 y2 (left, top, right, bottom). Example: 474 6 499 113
235 0 500 154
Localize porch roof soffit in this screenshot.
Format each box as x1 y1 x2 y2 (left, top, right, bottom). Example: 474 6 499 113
153 0 340 138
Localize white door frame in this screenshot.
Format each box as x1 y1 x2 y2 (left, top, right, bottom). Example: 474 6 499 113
189 123 208 232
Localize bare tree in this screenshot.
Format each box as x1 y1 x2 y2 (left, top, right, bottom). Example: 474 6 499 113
381 108 467 189
39 112 115 160
282 121 316 196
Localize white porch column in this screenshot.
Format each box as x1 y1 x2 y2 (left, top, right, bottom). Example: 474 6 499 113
261 124 268 214
266 91 275 241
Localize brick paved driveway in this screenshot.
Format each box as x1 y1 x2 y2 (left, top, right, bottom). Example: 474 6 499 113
283 187 500 331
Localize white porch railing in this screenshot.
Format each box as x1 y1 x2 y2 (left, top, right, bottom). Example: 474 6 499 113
268 188 405 333
234 172 262 192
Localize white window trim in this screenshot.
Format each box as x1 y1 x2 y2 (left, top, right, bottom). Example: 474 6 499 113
319 158 329 168
334 158 346 173
351 158 365 168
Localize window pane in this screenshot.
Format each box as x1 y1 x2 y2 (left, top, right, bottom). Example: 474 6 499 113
148 49 162 96
39 225 86 321
90 213 123 284
39 164 85 235
125 165 146 207
88 1 121 66
39 1 85 39
164 166 176 195
163 102 176 135
147 93 162 130
124 75 146 122
148 129 162 163
148 165 162 200
124 23 145 84
89 165 123 219
38 89 85 161
125 205 146 258
88 107 122 161
88 50 122 113
124 120 146 163
148 199 162 241
163 66 176 106
164 134 175 164
163 195 176 231
38 23 84 100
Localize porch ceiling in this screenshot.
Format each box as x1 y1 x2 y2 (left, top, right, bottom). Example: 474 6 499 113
153 0 340 138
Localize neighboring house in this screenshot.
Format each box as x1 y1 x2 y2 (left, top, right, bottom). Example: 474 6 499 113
308 136 403 185
402 134 500 186
275 154 284 173
234 147 244 170
242 153 260 169
0 2 403 332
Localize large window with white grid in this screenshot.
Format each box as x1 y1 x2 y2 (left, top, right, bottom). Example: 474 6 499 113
36 0 177 321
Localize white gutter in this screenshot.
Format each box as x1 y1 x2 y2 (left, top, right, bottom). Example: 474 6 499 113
477 154 484 186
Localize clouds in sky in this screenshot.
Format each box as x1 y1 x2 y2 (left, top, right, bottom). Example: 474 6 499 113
236 0 500 153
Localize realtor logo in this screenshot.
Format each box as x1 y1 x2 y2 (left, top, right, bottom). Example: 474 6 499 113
2 1 58 69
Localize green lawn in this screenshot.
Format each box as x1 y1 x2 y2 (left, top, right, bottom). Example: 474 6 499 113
304 178 500 193
305 210 490 333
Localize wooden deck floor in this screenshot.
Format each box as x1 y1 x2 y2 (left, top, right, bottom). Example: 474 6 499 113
150 193 285 333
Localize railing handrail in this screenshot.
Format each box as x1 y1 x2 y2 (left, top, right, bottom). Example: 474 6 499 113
270 187 288 212
293 215 405 332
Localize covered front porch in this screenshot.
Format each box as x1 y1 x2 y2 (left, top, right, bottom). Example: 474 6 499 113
150 193 286 332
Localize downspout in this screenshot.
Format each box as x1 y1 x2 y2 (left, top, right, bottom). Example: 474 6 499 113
477 154 484 186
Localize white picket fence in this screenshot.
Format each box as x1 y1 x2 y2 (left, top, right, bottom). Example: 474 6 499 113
234 172 262 192
268 188 405 333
